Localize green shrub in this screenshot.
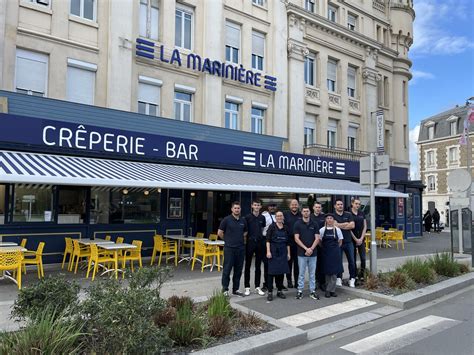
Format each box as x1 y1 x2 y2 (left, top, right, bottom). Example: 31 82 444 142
208 290 233 319
0 307 86 354
168 303 204 346
400 258 436 284
79 267 172 354
428 253 461 277
12 275 80 321
208 315 232 338
388 271 415 290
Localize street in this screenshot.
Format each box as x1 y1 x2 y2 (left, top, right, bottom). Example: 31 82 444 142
277 285 474 355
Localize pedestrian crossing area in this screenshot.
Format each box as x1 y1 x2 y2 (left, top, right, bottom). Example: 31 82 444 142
340 315 462 354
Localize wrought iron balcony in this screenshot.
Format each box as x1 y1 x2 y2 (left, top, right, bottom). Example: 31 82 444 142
304 143 370 161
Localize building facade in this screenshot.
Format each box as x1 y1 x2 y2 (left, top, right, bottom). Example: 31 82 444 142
417 105 474 225
0 0 422 262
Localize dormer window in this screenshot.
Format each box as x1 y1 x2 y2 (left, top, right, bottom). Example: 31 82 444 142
428 125 434 140
447 115 458 136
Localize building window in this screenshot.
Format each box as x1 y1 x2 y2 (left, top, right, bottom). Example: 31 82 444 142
70 0 96 21
327 119 337 148
11 185 53 223
225 101 239 130
428 125 435 140
402 80 407 106
376 25 382 42
348 125 358 151
175 6 193 50
25 0 50 7
252 0 265 6
383 76 389 106
138 78 161 116
304 55 315 86
450 121 457 135
426 150 435 168
328 5 337 22
347 66 356 97
305 0 315 12
139 0 159 40
225 21 240 64
304 114 317 147
66 59 96 105
0 185 6 225
174 91 192 122
251 107 265 134
110 189 161 224
327 59 337 92
57 186 87 224
427 175 436 192
347 13 356 30
252 31 265 71
448 147 458 164
15 48 48 97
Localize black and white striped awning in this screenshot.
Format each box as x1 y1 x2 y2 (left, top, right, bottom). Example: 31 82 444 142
0 150 407 197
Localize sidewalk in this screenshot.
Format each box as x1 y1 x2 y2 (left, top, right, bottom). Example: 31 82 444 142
0 231 468 332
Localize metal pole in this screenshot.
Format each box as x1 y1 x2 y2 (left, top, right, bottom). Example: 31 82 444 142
458 209 463 254
370 152 377 273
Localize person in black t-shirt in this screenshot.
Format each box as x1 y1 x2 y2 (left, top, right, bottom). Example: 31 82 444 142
333 199 356 288
244 200 267 296
350 198 367 280
218 201 248 297
283 199 302 289
311 201 326 290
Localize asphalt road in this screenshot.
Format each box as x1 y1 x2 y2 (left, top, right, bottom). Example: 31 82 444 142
278 285 474 355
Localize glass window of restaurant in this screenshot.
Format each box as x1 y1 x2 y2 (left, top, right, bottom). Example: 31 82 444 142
109 189 161 224
57 186 88 224
11 185 54 223
0 185 5 224
255 192 296 212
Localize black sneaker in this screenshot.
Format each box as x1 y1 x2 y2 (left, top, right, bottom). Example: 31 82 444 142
232 290 244 297
267 292 273 301
261 285 268 292
295 291 303 300
277 291 286 299
309 292 320 300
282 285 289 291
330 292 338 297
325 291 331 298
287 281 294 289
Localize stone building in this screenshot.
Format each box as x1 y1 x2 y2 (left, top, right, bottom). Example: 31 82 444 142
417 104 474 225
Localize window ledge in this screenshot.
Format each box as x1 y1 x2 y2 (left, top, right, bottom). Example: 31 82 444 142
69 15 99 28
252 3 268 11
20 1 52 15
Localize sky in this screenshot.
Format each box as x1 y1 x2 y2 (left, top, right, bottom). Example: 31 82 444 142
408 0 474 179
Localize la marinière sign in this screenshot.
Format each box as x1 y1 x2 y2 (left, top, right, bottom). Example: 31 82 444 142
135 38 278 92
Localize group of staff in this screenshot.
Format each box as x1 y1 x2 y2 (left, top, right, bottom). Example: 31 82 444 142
218 198 367 300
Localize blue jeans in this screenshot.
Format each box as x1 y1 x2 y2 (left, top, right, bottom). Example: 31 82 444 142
337 242 356 279
297 256 317 292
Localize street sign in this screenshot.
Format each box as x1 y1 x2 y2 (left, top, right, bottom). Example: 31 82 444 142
376 110 384 153
360 154 390 188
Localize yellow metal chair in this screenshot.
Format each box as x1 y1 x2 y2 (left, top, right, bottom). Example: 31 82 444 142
22 242 45 279
122 240 143 272
62 237 74 269
86 244 118 281
0 250 23 289
208 233 224 261
105 235 112 241
20 238 27 248
150 234 178 266
116 237 124 244
387 230 405 250
181 232 203 254
192 239 221 272
70 239 91 274
209 233 218 241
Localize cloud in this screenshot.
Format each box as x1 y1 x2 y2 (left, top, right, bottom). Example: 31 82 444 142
409 125 420 180
410 70 435 85
412 0 474 56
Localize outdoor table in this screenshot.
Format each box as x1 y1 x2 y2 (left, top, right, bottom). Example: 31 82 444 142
79 238 115 246
164 235 206 264
203 240 224 272
0 246 27 285
98 243 137 279
0 242 18 247
380 230 395 248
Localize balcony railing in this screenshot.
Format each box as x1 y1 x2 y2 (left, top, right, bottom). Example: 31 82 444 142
304 143 370 161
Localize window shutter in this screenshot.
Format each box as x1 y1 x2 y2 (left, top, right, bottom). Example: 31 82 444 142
226 22 240 49
252 31 265 56
138 82 160 105
348 66 356 89
348 125 357 138
67 67 95 104
16 56 47 93
328 119 337 131
327 60 337 81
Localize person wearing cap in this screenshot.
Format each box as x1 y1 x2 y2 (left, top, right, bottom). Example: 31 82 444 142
261 202 277 291
319 213 343 298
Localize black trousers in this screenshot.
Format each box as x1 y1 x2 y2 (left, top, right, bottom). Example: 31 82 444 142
353 241 366 278
244 239 267 288
433 221 440 232
286 242 299 284
267 274 284 292
315 245 325 287
221 247 245 292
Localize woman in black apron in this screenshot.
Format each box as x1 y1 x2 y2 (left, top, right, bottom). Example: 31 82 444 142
266 211 290 301
320 213 343 298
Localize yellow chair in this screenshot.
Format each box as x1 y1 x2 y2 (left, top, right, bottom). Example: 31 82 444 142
150 234 178 266
105 235 112 241
22 242 45 279
209 233 218 241
20 238 27 248
62 237 74 269
122 240 143 272
70 239 91 274
192 239 221 272
0 250 23 289
208 233 224 260
387 230 405 250
86 244 118 281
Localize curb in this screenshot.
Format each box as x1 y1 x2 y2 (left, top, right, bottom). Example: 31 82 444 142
338 272 474 309
194 296 307 355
